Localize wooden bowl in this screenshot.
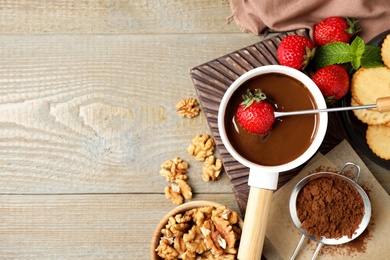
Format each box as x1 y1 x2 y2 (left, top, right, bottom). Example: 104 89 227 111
150 200 243 260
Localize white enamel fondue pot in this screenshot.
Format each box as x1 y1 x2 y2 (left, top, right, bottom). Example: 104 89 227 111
218 65 328 259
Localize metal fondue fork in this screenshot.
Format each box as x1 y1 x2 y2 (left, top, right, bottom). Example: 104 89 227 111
274 96 390 118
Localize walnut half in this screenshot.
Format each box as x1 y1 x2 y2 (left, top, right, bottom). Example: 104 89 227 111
160 157 189 182
188 134 215 161
164 179 193 205
165 185 183 205
176 98 200 118
202 156 223 181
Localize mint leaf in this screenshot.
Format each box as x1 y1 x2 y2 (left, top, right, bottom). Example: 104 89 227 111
350 37 365 70
314 42 353 67
350 37 365 56
313 36 384 70
361 45 384 68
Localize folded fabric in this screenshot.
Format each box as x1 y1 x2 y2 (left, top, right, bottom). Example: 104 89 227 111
229 0 390 42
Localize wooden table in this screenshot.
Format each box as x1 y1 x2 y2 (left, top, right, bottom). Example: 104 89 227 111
0 1 388 259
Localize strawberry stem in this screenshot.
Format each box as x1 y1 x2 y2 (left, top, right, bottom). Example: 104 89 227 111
241 89 267 109
303 47 316 69
345 17 360 36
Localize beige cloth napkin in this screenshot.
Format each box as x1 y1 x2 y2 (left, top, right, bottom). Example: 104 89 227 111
229 0 390 42
263 140 390 259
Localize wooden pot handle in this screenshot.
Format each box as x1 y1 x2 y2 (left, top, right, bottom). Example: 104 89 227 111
238 186 274 260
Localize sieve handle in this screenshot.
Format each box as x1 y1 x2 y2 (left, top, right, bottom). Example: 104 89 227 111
311 243 323 260
377 96 390 112
337 162 361 182
290 235 306 260
237 186 273 260
290 235 323 260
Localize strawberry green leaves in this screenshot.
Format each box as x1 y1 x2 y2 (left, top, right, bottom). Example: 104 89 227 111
241 89 267 109
314 36 383 70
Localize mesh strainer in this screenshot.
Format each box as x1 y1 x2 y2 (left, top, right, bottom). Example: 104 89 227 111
289 162 371 260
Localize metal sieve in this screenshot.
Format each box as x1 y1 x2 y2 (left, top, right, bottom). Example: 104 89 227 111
289 162 371 260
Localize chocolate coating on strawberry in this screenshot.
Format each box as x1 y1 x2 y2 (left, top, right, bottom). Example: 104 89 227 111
235 89 275 135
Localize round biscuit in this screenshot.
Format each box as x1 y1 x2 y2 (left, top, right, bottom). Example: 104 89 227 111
351 97 390 125
366 124 390 160
381 34 390 69
351 66 390 106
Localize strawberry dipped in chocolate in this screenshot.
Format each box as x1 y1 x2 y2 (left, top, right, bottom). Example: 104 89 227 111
235 89 275 135
225 72 318 166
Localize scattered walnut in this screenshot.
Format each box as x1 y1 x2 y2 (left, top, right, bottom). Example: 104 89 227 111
165 185 184 205
202 156 223 181
160 157 189 182
160 134 219 206
165 180 193 205
175 179 193 200
188 134 215 161
176 98 200 118
156 206 241 260
160 157 193 205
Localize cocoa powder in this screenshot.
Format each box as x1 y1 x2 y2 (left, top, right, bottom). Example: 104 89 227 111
296 175 365 240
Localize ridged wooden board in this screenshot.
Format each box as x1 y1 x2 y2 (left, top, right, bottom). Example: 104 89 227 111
190 29 346 215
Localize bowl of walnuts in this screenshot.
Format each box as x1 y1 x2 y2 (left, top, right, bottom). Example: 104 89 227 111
150 200 243 260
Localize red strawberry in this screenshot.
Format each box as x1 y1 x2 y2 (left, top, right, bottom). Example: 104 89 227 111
277 35 316 70
314 17 359 46
311 65 350 101
235 89 275 135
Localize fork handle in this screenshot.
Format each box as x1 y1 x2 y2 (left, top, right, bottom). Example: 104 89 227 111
377 96 390 112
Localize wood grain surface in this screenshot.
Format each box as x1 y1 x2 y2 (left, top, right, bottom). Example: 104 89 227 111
0 194 240 259
0 1 261 258
0 0 235 34
0 34 259 194
0 1 389 259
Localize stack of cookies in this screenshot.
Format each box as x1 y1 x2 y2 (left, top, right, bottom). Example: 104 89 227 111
350 34 390 160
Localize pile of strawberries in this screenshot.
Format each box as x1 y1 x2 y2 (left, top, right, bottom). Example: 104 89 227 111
278 16 358 101
236 17 358 135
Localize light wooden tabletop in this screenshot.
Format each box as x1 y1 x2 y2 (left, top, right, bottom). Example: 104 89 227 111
0 1 260 259
0 1 388 259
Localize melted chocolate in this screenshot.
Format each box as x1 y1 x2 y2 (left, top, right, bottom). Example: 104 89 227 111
224 73 319 166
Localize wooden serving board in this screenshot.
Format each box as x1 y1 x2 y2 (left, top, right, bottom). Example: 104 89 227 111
190 29 345 215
